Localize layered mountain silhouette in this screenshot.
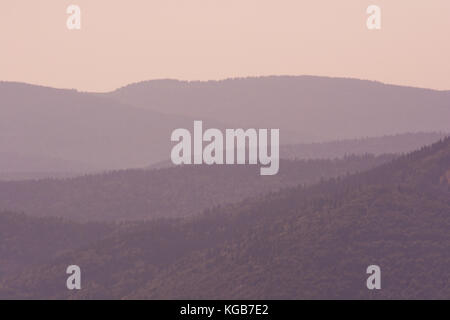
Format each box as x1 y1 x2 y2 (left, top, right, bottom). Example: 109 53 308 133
0 82 222 171
1 77 450 177
1 137 448 299
107 76 450 142
1 76 449 299
0 155 394 221
148 132 448 170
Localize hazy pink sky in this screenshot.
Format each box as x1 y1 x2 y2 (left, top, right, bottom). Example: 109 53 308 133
1 0 449 92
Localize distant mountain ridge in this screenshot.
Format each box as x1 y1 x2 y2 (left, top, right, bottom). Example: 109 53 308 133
106 76 450 142
2 77 450 176
0 81 225 170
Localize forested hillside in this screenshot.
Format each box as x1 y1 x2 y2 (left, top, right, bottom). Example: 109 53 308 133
0 212 113 278
281 132 447 159
148 132 447 170
0 155 394 221
1 138 448 299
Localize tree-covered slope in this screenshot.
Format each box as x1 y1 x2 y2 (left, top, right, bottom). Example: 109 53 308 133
0 212 113 279
0 155 394 221
1 138 449 299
